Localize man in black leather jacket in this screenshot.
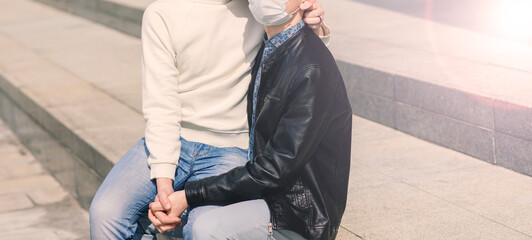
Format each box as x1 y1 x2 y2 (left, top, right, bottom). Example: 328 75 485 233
148 0 352 239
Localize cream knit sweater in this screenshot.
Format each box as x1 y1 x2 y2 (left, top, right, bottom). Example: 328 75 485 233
141 0 330 179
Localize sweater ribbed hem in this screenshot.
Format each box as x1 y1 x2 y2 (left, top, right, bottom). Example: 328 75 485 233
181 127 249 150
150 163 178 180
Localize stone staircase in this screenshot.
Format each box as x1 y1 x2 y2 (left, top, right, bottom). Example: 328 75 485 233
2 1 532 239
1 0 532 220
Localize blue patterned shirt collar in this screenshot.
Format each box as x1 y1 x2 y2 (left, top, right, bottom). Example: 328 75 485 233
261 20 305 62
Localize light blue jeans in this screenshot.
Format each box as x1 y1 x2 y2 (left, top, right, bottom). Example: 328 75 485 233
89 137 248 240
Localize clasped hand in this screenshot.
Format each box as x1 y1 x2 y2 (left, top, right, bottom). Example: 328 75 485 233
149 190 189 233
150 178 189 233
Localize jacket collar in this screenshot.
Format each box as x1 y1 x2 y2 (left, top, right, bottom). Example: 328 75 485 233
262 25 310 65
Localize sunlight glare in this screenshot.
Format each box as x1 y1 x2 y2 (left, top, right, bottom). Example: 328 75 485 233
494 0 532 40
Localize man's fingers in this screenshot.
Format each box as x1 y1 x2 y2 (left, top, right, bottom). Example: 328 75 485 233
304 10 324 20
303 1 324 30
148 209 163 227
149 201 166 212
300 0 316 11
159 223 180 233
305 2 323 15
157 192 172 210
304 17 322 28
148 209 180 234
154 210 181 225
314 1 323 11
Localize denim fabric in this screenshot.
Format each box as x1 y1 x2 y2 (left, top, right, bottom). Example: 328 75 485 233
248 20 306 161
89 137 248 240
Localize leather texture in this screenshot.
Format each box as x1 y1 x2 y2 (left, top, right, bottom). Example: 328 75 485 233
185 26 352 240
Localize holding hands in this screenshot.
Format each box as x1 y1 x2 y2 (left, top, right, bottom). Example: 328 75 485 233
154 178 174 212
147 0 327 233
148 190 189 233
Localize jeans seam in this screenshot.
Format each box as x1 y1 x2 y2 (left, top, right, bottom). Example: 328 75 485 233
194 144 211 159
191 143 199 158
174 158 195 189
127 199 153 239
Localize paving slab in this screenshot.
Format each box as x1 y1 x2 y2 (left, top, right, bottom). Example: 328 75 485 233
0 193 34 212
347 116 532 240
345 182 531 240
28 187 70 205
0 174 61 195
0 149 35 167
336 227 363 240
406 165 532 236
0 121 89 240
6 161 45 178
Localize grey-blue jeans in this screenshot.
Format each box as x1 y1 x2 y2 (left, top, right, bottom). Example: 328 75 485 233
188 199 306 240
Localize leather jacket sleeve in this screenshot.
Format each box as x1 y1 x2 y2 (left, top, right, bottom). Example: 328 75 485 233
185 66 337 206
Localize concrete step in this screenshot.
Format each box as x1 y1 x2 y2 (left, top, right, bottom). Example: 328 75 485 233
32 0 152 37
0 0 144 209
31 0 532 176
322 0 532 176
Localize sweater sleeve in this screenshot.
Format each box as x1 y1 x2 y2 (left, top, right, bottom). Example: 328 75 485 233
141 6 182 180
319 23 331 47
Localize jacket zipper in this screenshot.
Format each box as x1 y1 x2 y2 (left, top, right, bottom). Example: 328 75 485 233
267 222 274 239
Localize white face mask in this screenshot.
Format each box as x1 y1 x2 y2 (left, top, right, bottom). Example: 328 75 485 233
248 0 300 26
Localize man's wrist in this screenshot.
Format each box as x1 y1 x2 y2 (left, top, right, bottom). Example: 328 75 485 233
156 178 174 191
156 177 173 184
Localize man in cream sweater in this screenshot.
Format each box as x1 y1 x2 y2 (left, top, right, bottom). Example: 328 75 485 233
89 0 330 239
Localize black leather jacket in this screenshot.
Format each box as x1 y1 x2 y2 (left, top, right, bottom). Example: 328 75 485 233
185 26 352 240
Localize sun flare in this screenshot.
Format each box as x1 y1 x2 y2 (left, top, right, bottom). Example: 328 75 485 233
494 0 532 39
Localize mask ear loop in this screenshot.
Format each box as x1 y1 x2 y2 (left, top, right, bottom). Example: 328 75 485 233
289 7 300 16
